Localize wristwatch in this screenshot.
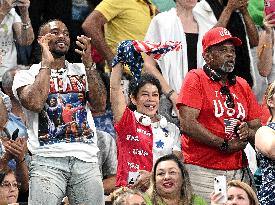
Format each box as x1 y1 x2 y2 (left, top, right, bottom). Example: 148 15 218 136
219 139 229 152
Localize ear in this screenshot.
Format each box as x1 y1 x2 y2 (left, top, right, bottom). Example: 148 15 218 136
130 94 137 106
203 52 213 64
267 98 274 108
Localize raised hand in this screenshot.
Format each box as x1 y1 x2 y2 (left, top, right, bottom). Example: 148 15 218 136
75 35 93 67
14 0 30 14
38 33 55 67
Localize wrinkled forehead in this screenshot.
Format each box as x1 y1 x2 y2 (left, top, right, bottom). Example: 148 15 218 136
41 21 68 35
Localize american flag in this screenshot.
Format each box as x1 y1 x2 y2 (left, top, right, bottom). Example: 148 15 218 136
224 118 239 137
112 40 182 80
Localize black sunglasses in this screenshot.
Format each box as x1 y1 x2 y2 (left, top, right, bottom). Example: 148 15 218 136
220 86 235 108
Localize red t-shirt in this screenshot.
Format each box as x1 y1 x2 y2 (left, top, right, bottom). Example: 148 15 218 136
176 69 261 170
114 107 153 187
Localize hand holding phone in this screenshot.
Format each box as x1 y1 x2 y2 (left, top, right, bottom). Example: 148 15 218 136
127 171 140 185
214 175 227 204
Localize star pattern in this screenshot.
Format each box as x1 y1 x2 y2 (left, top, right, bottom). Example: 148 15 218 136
155 140 164 149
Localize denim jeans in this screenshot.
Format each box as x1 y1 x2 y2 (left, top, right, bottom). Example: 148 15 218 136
28 155 104 205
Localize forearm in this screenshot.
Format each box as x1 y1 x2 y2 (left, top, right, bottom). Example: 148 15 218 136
19 69 51 112
110 63 126 122
82 12 114 66
0 97 8 129
15 161 29 192
0 1 11 23
240 10 259 47
257 30 274 77
17 11 34 45
103 175 116 195
86 65 107 114
181 118 223 148
215 6 233 28
247 120 261 146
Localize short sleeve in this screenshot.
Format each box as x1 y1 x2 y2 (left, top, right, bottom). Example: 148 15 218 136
10 8 22 24
12 65 40 100
176 70 203 110
95 0 124 21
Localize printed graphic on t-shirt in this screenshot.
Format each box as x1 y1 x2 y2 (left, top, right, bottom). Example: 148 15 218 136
38 74 94 146
224 118 239 139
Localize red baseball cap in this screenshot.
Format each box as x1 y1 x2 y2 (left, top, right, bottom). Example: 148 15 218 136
202 27 242 53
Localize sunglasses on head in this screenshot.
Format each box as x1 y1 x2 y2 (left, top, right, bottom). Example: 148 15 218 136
220 86 235 108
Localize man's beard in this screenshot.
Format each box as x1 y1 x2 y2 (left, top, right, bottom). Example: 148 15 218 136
51 49 67 58
219 61 234 73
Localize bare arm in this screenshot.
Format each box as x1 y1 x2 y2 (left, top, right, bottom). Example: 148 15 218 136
103 175 116 195
238 1 258 47
179 105 248 153
143 55 178 108
255 126 275 160
13 0 34 45
257 13 275 77
0 0 13 23
17 33 54 112
0 97 8 130
75 35 107 114
82 10 114 66
110 63 127 123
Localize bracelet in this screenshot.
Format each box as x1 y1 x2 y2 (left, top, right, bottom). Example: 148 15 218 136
86 63 96 71
22 22 31 30
40 66 50 71
263 44 273 49
165 89 175 100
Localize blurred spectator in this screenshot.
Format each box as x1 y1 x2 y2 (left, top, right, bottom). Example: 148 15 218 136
111 58 181 188
0 0 34 85
210 180 259 205
0 168 22 205
110 187 146 205
177 27 261 202
194 0 259 87
248 0 264 27
257 12 275 125
255 81 275 205
12 20 106 204
97 130 117 195
0 87 29 203
144 154 207 205
144 0 209 126
152 0 175 12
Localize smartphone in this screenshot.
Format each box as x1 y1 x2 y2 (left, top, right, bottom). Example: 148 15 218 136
11 128 19 141
127 171 140 185
265 0 275 19
214 175 227 204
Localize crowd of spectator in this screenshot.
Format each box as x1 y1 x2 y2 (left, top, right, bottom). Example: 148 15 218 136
0 0 274 205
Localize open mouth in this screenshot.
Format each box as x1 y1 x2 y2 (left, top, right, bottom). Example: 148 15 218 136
56 41 67 48
144 104 156 111
162 181 174 189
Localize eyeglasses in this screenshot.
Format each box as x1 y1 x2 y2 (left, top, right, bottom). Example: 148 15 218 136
0 182 20 189
220 86 235 108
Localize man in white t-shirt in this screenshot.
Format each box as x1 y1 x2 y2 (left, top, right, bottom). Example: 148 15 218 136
12 19 107 205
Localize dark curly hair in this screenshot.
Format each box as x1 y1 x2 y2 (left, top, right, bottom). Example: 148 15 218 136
128 73 162 111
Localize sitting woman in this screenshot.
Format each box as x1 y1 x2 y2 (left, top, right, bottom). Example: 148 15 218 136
144 154 206 205
110 60 182 189
255 81 275 205
0 168 20 205
210 180 259 205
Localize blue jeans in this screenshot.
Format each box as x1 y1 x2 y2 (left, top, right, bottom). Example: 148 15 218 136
28 155 104 205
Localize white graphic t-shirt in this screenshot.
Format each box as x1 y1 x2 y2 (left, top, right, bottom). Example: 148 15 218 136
12 61 99 162
0 8 21 80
